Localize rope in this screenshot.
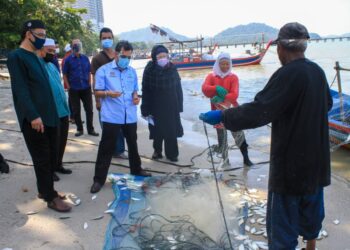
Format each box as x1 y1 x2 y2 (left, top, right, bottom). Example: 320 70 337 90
202 121 234 250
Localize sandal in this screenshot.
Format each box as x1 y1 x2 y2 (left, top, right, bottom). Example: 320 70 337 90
47 197 72 213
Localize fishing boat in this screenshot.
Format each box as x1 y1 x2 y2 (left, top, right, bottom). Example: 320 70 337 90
328 62 350 149
150 24 271 71
328 89 350 149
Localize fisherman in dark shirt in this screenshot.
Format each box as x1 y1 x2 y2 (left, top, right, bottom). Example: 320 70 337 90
7 20 71 212
200 22 333 250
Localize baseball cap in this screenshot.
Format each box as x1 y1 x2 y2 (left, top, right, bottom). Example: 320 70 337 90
44 38 55 47
272 22 310 45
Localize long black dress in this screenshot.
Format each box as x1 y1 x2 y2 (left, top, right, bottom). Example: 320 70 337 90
141 51 183 159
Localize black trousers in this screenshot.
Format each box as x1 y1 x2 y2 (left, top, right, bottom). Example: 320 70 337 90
69 88 94 132
94 122 142 184
57 116 69 170
153 136 179 159
22 120 58 202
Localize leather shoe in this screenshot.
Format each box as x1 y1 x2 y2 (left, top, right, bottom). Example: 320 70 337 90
53 172 60 181
90 182 102 193
152 151 163 160
131 170 152 177
56 166 72 174
75 130 83 137
88 130 99 136
47 197 72 213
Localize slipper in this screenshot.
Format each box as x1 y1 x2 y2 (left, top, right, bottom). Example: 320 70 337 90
47 197 72 213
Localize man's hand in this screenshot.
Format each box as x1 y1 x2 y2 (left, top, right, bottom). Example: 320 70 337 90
95 100 101 111
199 110 223 125
133 96 140 105
108 91 122 98
31 117 44 133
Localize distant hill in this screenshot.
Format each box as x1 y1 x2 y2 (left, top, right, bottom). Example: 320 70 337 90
118 27 190 43
207 23 321 44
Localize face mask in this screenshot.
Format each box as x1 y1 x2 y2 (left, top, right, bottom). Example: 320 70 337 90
157 58 169 67
101 39 113 49
43 53 54 63
72 43 81 53
55 48 60 54
117 57 130 69
30 33 46 50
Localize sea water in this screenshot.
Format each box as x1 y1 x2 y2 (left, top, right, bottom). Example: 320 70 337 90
133 40 350 152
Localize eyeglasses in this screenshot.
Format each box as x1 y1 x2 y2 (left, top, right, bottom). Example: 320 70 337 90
119 55 131 59
30 31 46 39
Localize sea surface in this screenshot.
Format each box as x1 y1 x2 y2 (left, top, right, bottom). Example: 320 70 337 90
131 40 350 152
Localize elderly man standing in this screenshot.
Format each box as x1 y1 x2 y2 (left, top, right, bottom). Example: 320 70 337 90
90 41 151 194
7 20 71 212
200 22 332 250
63 39 98 137
38 38 72 180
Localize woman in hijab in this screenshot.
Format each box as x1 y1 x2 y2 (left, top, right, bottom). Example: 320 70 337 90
141 45 183 162
202 52 253 166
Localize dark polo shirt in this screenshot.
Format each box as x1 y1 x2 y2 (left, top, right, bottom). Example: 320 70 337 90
91 51 114 75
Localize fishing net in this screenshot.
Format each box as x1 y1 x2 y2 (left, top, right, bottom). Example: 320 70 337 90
103 173 255 250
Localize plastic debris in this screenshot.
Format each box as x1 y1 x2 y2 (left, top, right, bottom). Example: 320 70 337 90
91 195 97 200
333 219 340 225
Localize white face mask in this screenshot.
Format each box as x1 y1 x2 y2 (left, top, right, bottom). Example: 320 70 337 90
55 48 60 54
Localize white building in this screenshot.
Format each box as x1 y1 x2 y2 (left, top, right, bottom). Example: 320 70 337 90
73 0 104 33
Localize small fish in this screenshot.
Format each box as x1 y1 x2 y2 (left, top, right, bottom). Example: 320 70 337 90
235 235 248 241
70 194 77 199
104 209 114 214
131 197 141 201
59 216 71 220
250 227 256 234
74 199 81 206
83 222 88 230
120 187 128 190
249 188 258 193
245 225 250 232
255 241 268 249
107 201 113 207
91 215 104 220
321 230 328 237
238 244 244 250
253 230 265 235
333 219 340 225
26 211 38 215
91 195 97 200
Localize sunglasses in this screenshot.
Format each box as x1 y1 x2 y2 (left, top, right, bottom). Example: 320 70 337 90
119 55 131 59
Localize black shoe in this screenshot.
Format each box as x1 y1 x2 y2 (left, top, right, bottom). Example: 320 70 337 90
244 157 254 167
90 182 102 193
75 130 83 137
152 151 163 160
56 167 72 174
88 130 99 136
53 172 60 182
0 161 9 174
131 170 152 177
167 157 178 162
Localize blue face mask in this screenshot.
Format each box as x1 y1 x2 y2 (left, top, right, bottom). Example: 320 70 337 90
30 32 46 50
117 57 130 69
101 39 113 49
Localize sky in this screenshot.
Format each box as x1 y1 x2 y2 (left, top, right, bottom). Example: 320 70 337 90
103 0 350 38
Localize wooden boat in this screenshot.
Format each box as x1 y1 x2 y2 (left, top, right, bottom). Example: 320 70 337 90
328 89 350 149
150 24 271 71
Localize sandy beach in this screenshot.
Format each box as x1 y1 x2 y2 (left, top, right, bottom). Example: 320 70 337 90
0 72 350 249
